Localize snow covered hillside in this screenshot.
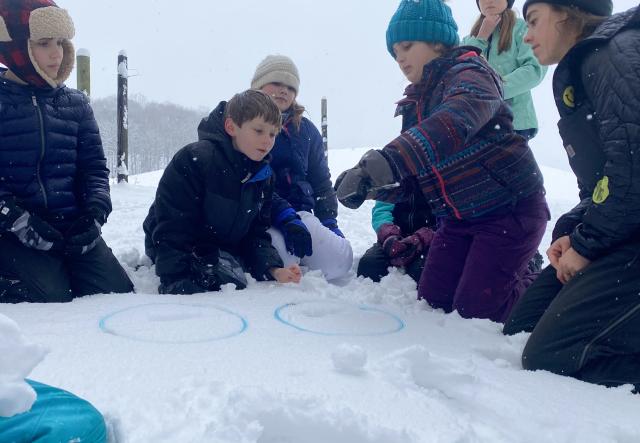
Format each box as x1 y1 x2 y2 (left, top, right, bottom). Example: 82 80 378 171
2 148 639 443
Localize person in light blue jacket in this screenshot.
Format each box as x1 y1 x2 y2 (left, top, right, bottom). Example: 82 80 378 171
464 0 547 140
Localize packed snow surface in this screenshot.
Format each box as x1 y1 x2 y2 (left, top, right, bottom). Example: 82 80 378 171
2 148 639 442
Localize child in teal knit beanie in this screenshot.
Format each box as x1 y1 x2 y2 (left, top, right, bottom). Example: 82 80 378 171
386 0 459 58
336 0 548 323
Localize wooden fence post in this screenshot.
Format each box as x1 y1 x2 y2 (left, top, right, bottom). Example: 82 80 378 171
117 50 129 183
76 48 90 98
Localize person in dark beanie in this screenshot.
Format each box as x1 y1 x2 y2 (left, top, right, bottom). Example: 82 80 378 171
251 55 353 282
464 0 547 140
522 0 613 18
143 90 302 294
504 1 640 393
335 0 549 322
0 0 133 303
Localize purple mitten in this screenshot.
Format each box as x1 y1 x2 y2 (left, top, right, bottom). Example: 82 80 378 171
413 227 435 248
389 235 420 267
376 223 402 245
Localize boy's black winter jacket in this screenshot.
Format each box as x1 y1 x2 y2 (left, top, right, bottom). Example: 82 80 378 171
143 101 283 282
551 7 640 259
0 70 111 231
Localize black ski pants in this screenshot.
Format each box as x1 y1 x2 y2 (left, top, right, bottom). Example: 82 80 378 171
0 233 133 303
504 244 640 390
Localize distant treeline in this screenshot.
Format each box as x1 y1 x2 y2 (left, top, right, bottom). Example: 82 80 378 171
92 95 208 176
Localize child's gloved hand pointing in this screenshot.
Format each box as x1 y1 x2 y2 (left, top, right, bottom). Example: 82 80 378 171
334 150 397 209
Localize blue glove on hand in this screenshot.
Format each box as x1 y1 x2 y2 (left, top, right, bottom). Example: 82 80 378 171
0 198 64 251
276 208 313 258
321 218 345 238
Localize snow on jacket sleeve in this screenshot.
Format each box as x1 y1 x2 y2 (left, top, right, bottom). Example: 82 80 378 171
152 147 205 279
75 93 112 218
304 119 338 221
569 35 640 259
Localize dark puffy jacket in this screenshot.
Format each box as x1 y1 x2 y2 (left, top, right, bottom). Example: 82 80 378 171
380 47 545 220
143 101 283 282
551 7 640 260
0 70 111 231
269 115 337 221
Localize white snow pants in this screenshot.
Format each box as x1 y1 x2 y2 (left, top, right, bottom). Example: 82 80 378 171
268 211 353 281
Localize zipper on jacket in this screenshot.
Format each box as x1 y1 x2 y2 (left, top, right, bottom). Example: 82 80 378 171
32 93 48 208
408 192 416 233
486 34 493 63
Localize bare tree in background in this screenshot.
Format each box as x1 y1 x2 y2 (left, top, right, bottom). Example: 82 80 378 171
92 95 207 176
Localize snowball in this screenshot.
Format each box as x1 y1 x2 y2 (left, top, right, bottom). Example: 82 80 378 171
331 343 367 374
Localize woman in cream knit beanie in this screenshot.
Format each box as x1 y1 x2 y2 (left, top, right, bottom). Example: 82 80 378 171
250 54 353 282
251 54 300 93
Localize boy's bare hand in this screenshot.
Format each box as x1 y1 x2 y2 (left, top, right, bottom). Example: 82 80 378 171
547 236 570 270
271 264 302 284
478 15 501 40
556 248 590 284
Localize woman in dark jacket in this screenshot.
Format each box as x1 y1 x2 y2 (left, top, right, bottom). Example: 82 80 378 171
251 55 353 281
0 0 132 303
504 0 640 392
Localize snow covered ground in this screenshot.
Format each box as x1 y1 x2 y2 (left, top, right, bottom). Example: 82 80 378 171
2 147 640 442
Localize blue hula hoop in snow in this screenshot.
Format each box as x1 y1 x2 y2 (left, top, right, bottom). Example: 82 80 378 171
99 303 248 344
273 301 405 336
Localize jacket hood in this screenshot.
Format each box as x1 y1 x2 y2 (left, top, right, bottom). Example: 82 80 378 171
588 6 639 40
567 6 640 61
197 101 228 144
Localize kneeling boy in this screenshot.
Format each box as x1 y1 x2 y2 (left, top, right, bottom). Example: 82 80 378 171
144 90 301 294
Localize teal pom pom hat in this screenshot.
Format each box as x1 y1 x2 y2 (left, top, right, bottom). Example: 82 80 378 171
386 0 460 58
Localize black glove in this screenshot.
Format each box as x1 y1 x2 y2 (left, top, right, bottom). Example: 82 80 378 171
334 149 397 209
158 277 206 295
191 247 248 291
0 198 64 251
65 214 102 256
275 208 313 258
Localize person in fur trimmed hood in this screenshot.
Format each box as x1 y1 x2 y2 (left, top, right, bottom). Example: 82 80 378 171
0 0 133 303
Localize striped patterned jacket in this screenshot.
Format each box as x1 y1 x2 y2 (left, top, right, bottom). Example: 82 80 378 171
381 47 544 220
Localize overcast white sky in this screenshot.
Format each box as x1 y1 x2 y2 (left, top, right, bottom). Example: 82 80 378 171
10 1 640 168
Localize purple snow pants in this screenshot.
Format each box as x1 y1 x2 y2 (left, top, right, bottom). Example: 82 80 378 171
418 193 549 322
